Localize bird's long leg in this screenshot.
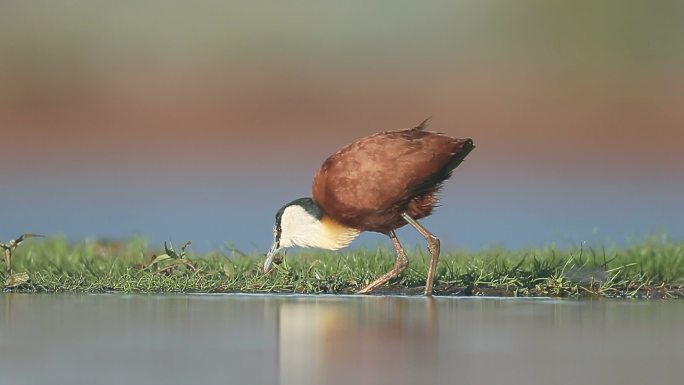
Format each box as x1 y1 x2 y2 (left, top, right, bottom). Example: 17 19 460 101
401 213 440 296
357 230 409 294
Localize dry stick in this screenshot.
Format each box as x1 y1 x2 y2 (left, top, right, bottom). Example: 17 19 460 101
2 234 44 277
3 248 11 275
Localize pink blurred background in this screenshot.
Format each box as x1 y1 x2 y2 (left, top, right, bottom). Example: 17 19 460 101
1 1 683 252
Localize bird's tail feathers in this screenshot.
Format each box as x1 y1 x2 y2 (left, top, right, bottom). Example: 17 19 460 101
414 116 432 131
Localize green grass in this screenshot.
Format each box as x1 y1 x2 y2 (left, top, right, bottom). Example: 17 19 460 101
2 235 683 298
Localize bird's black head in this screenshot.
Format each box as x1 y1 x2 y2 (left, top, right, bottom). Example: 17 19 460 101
264 197 323 273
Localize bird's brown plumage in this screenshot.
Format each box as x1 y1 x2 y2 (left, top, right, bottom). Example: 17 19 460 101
312 120 474 233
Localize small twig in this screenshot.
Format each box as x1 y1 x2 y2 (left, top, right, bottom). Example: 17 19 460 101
1 233 44 276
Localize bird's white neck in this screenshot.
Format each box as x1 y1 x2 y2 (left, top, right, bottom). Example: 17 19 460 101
279 205 359 250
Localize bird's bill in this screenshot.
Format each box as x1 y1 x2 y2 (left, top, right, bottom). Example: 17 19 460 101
263 243 281 273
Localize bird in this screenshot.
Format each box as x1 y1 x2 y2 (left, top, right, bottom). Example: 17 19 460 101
263 118 474 295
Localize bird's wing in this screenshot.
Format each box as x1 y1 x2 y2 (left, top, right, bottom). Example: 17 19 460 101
312 129 471 224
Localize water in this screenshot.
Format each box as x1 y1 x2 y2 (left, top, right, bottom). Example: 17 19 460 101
1 294 682 385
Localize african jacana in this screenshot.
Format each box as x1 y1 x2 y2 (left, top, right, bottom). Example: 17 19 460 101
263 119 474 295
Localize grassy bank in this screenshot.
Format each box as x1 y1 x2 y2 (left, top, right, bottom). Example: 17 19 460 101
2 236 683 298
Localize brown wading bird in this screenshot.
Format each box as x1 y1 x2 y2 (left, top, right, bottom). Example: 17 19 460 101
263 119 474 295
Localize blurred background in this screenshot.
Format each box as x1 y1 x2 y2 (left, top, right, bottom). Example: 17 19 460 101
1 0 683 253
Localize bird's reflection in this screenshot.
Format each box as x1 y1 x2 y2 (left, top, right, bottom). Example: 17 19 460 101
276 297 437 385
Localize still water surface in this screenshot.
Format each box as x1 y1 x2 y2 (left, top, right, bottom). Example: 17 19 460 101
1 294 682 385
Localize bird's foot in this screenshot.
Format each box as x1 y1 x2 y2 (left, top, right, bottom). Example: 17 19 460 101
357 278 386 294
357 285 375 295
358 263 408 294
424 236 440 296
